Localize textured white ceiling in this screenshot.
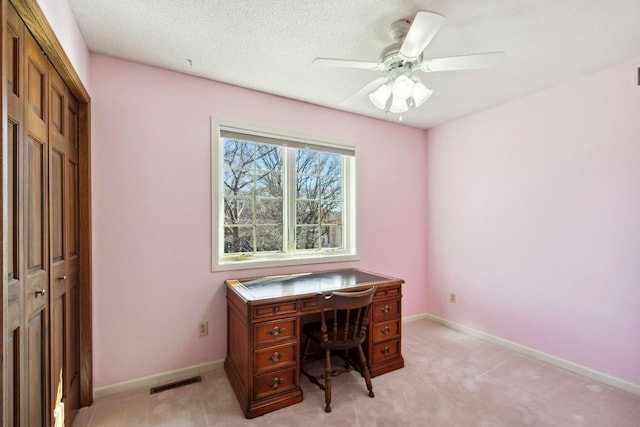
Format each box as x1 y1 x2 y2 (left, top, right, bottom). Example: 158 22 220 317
68 0 640 129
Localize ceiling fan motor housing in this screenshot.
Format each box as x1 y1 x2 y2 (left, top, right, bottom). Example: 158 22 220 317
380 19 422 73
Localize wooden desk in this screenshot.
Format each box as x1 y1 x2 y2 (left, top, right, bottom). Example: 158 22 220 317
224 268 405 418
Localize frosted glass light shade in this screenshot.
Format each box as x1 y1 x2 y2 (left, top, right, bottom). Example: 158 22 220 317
369 83 391 110
391 75 415 99
389 96 409 113
368 74 432 113
411 80 433 107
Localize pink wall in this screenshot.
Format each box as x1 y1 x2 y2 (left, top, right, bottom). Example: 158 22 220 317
426 58 640 384
31 0 640 393
89 54 429 388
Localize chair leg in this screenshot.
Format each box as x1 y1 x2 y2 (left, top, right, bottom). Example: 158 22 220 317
357 345 374 398
324 349 332 412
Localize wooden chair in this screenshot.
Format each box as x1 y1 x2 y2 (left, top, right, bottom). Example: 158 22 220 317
301 287 376 412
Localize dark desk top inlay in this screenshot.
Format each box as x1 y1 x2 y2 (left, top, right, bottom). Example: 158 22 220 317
227 269 401 301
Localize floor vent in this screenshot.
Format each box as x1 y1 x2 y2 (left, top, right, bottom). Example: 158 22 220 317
149 375 202 395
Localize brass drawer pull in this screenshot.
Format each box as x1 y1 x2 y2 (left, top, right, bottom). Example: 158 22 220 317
381 305 392 314
381 326 391 335
381 346 391 356
273 306 280 314
35 289 46 297
268 377 284 388
268 352 284 362
267 326 285 336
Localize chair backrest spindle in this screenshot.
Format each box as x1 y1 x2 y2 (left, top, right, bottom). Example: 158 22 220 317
313 287 376 346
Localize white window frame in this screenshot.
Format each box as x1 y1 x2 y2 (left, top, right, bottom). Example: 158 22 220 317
211 118 358 271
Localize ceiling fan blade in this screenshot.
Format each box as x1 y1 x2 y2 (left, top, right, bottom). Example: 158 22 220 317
399 11 446 59
313 58 383 70
339 77 389 106
420 51 505 72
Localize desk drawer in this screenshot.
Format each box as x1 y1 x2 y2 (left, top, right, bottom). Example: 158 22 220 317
253 369 297 400
254 318 296 347
254 343 296 374
372 339 401 364
253 301 297 319
375 286 401 300
372 300 400 322
300 297 318 312
372 319 401 343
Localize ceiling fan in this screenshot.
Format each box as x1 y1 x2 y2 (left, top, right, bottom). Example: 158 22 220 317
313 11 505 114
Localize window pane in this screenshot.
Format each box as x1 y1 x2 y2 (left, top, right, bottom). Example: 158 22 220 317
224 169 254 196
224 140 254 168
320 176 341 200
321 201 342 224
224 198 253 224
296 174 319 200
224 226 253 253
320 226 343 249
296 150 318 175
255 171 282 197
296 226 320 249
319 153 342 176
256 225 283 252
222 138 286 256
296 200 319 224
255 145 283 171
256 199 282 224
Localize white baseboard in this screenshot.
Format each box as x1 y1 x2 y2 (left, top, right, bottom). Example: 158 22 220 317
93 359 224 400
418 313 640 396
402 313 431 324
93 313 639 400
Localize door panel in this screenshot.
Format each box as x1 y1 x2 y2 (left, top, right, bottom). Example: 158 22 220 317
7 332 19 426
51 149 64 265
27 312 46 426
7 120 21 333
52 297 65 425
27 56 45 121
26 136 46 273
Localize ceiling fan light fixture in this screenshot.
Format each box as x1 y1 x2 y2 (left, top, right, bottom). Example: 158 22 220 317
314 11 505 121
411 78 433 107
389 95 409 114
369 83 392 109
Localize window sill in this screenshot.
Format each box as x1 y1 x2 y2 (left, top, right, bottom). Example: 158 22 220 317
213 253 359 272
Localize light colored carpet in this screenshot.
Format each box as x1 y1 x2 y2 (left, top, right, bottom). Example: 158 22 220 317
74 319 640 426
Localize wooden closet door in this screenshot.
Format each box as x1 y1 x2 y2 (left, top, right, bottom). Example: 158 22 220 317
25 28 51 427
49 65 81 426
4 3 91 425
49 65 66 427
64 90 82 425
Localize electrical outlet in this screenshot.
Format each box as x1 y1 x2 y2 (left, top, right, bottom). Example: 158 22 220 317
450 292 457 304
199 321 208 337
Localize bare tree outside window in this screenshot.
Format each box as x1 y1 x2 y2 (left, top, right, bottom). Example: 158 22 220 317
295 151 343 250
223 140 283 254
222 139 345 256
